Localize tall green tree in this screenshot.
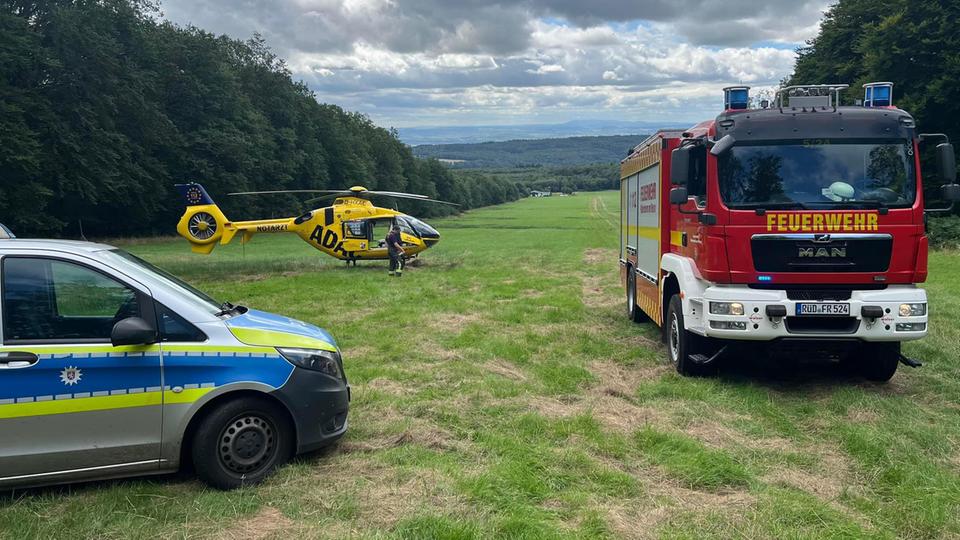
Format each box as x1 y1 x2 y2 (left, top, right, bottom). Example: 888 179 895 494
0 0 517 237
789 0 960 142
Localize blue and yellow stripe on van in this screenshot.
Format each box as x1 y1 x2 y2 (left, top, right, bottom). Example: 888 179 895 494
0 344 294 420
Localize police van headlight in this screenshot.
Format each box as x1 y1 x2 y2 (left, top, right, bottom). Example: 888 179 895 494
710 302 744 316
278 347 343 379
899 303 926 317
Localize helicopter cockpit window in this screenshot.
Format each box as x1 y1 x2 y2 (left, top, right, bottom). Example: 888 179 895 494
395 216 418 237
343 220 367 239
405 216 439 238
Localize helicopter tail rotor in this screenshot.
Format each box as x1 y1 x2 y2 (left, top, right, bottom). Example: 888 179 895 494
175 183 232 254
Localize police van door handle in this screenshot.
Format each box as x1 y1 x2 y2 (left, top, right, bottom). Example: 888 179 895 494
0 352 39 369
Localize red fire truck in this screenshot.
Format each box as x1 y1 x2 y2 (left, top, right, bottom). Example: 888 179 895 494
620 83 959 381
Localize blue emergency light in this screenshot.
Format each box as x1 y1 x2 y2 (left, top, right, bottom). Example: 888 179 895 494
863 82 893 107
723 86 750 110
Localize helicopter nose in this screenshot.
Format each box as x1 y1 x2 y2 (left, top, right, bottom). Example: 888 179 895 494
423 235 440 246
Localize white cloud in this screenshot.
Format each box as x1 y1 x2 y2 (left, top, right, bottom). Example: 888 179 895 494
159 0 832 127
530 64 566 74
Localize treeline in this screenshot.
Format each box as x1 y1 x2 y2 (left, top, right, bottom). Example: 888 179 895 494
476 164 619 194
413 135 643 169
788 0 960 208
789 0 959 144
0 0 519 238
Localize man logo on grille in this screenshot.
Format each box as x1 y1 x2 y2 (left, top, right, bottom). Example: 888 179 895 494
799 247 847 258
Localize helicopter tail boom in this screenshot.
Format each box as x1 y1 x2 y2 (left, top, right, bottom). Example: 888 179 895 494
176 183 303 254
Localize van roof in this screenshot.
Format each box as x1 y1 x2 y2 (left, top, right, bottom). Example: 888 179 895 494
0 238 116 254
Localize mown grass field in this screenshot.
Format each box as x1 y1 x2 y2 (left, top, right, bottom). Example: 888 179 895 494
2 192 960 539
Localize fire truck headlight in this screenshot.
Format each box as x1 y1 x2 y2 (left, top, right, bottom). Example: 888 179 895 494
899 303 926 317
710 302 744 316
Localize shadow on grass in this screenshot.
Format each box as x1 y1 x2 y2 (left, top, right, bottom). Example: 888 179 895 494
714 353 903 393
0 469 204 504
0 439 349 504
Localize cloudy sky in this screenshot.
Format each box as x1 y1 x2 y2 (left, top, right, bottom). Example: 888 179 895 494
159 0 832 128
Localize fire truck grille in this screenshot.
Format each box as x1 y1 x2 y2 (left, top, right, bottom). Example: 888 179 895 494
786 289 852 301
785 316 861 334
751 234 892 273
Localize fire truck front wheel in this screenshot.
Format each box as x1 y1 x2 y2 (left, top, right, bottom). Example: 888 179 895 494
666 294 712 377
852 342 900 382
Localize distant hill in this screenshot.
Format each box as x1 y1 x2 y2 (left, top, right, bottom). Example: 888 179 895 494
398 119 687 146
412 134 651 169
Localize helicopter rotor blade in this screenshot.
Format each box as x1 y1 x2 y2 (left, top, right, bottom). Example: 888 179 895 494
227 189 345 196
226 187 460 207
365 191 460 206
302 193 345 206
365 190 429 199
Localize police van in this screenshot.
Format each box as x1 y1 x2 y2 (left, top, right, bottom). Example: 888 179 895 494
0 239 349 489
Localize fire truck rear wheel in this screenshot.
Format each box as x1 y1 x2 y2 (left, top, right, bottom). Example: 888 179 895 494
666 294 710 376
856 342 900 382
627 270 648 323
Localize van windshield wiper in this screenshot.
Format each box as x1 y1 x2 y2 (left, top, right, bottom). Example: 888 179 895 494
729 202 810 211
807 200 890 211
215 302 246 317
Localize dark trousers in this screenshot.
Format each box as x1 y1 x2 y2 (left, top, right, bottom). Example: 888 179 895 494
389 253 403 272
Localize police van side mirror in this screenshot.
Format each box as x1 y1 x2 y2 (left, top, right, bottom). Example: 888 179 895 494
937 142 957 184
669 187 689 204
670 146 691 185
111 317 158 347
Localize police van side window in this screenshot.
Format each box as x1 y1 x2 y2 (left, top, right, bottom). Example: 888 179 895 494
689 145 707 207
157 303 206 342
2 258 142 343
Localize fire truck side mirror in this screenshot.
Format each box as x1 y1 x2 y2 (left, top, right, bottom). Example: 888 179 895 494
709 134 736 156
670 146 691 185
669 187 689 204
937 142 957 184
941 184 960 202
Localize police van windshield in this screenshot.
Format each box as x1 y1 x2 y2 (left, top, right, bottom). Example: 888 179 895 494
103 249 222 314
717 139 917 209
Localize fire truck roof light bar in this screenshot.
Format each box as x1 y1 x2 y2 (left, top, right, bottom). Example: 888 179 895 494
775 84 849 112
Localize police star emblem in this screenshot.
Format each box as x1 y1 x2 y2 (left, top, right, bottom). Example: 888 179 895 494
59 366 82 386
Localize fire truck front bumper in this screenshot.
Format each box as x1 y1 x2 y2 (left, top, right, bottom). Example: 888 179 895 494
688 285 927 342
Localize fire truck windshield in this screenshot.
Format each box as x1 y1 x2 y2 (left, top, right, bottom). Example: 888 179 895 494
717 138 917 209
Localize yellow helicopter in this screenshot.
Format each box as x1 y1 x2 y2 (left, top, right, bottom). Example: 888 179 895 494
174 183 455 263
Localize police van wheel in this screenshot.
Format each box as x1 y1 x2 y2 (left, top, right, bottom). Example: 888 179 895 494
192 397 294 490
857 342 900 382
666 294 711 377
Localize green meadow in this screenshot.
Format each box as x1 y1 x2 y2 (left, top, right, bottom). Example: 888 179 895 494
2 192 959 539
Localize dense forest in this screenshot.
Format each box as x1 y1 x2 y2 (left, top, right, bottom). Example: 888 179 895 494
463 164 620 195
788 0 960 209
412 135 645 169
0 0 520 238
789 0 959 144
